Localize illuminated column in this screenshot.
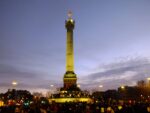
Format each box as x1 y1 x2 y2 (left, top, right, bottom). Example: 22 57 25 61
66 12 74 72
64 12 77 89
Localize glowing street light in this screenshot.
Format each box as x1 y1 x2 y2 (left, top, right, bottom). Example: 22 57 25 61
121 86 125 89
147 78 150 87
98 85 103 92
12 81 18 91
77 84 80 88
12 81 18 86
50 84 54 87
99 85 103 88
147 78 150 81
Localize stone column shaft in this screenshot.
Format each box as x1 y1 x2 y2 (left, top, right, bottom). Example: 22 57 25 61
66 29 74 72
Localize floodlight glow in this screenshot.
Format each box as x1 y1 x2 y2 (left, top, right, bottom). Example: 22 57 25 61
50 85 54 87
99 85 103 88
121 86 125 89
12 81 18 86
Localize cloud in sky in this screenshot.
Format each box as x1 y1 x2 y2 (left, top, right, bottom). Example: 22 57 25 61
0 61 65 93
0 56 150 93
79 57 150 90
0 64 55 92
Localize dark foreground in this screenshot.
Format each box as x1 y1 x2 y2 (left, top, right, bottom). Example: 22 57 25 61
0 102 150 113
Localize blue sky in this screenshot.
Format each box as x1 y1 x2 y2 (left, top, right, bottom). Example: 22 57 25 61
1 0 150 93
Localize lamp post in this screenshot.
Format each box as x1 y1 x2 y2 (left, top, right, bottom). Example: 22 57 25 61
50 84 54 87
147 78 150 98
147 78 150 87
99 85 103 92
50 84 54 98
12 81 18 89
120 85 126 100
77 84 80 88
121 86 125 90
12 81 18 101
99 85 103 88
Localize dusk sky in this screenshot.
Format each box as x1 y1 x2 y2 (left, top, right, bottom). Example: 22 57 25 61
1 0 150 93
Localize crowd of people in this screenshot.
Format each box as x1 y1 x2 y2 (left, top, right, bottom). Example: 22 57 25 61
0 100 150 113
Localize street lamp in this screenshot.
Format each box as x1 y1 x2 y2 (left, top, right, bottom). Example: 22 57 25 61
77 84 80 88
12 81 18 101
121 86 125 90
99 85 103 88
50 84 54 87
50 84 54 98
147 78 150 87
12 81 18 89
147 78 150 80
50 84 54 92
98 85 103 92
